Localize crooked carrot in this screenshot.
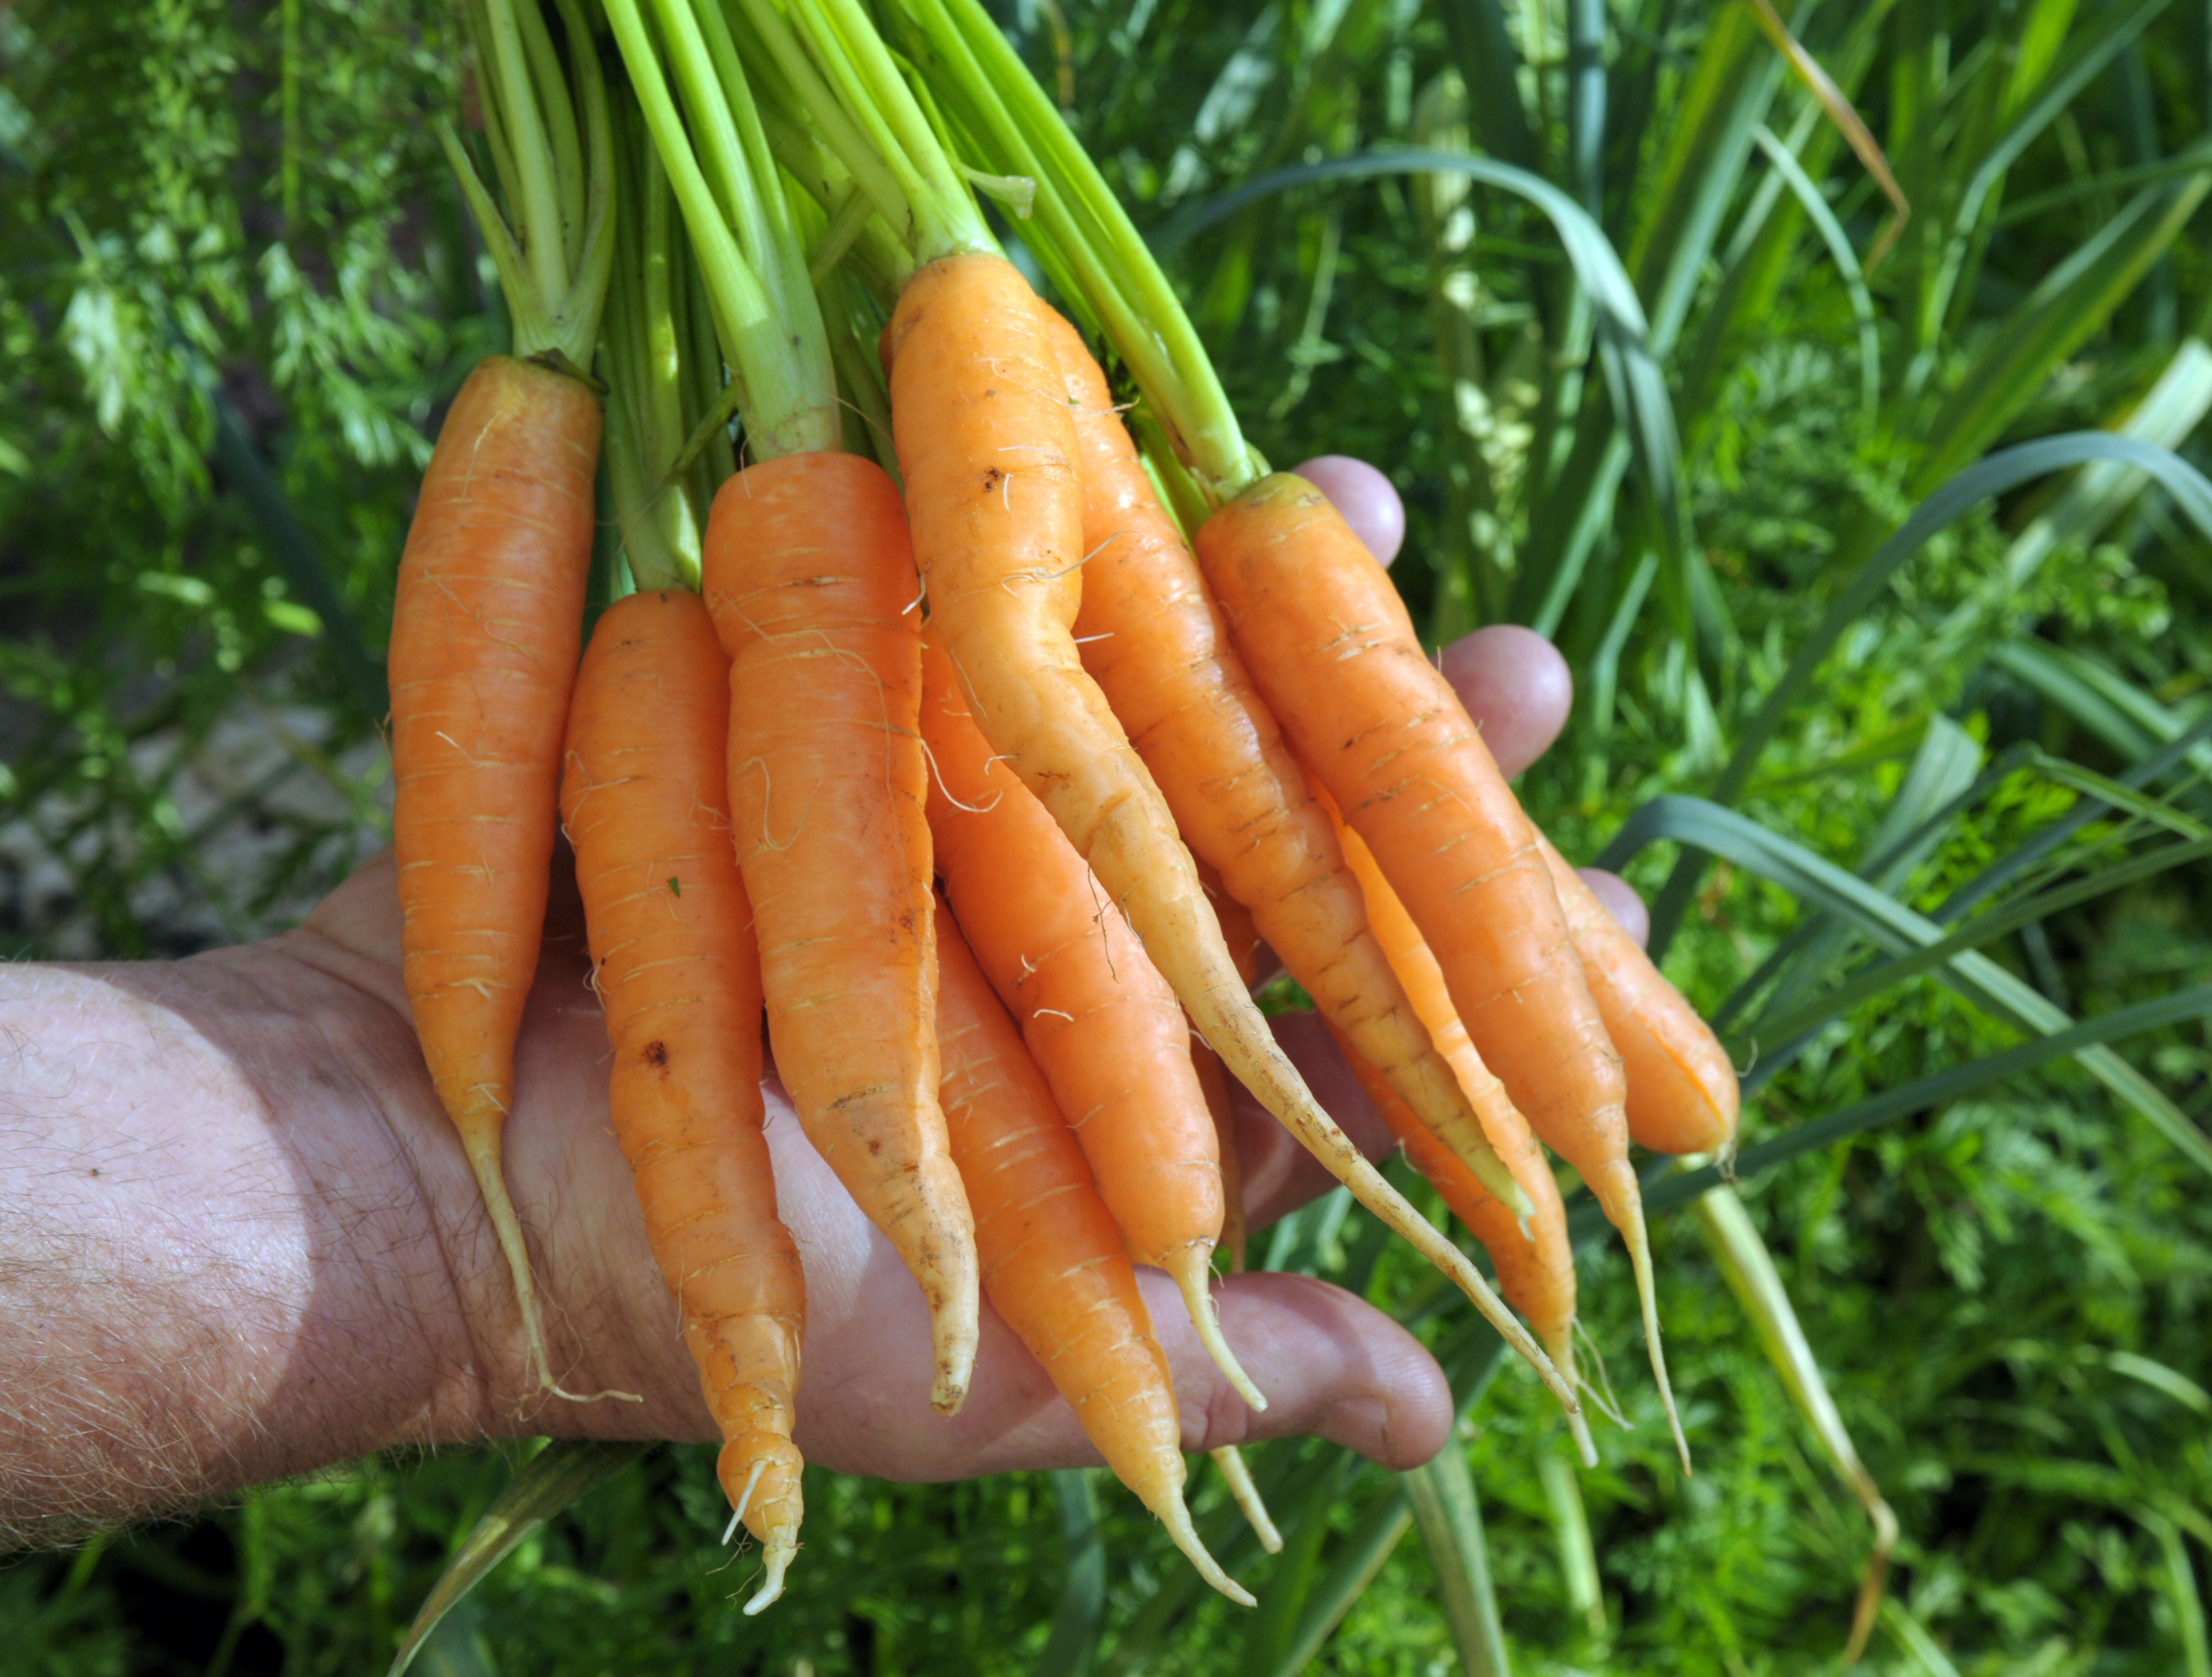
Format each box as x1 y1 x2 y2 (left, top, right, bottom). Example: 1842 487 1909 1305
396 0 613 1397
704 459 977 1413
921 634 1262 1412
934 897 1254 1605
561 589 805 1609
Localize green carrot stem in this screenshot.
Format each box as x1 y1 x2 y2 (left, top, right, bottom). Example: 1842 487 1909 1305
605 0 839 460
443 0 613 370
601 104 703 593
894 0 1262 499
732 0 995 265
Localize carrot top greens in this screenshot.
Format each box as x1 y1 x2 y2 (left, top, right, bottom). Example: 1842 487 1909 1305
441 0 613 373
603 0 839 461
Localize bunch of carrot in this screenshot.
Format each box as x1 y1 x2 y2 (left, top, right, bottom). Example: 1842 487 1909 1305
384 0 1741 1613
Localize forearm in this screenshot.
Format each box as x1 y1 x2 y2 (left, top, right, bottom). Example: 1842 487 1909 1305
0 937 696 1544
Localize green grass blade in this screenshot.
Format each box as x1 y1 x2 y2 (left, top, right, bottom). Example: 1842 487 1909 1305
1035 1470 1105 1677
1538 1449 1605 1639
390 1442 649 1677
1603 797 2212 1174
1751 837 2212 1056
1404 1445 1511 1676
1934 714 2212 926
1948 0 2172 244
1260 1486 1415 1677
1915 171 2212 497
1619 982 2212 1223
1695 1186 1896 1663
1236 1455 1347 1677
1652 434 2212 956
1436 0 1538 173
1749 123 1879 434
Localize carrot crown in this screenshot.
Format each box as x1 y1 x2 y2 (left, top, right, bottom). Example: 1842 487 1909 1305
889 0 1265 505
726 0 1003 267
604 0 841 461
441 0 615 374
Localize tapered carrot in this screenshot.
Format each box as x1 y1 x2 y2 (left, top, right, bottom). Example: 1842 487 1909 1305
560 589 805 1611
734 0 1574 1418
933 898 1254 1605
1037 306 1525 1217
396 0 615 1398
1203 475 1683 1470
921 634 1264 1412
609 0 979 1412
703 455 977 1414
1539 837 1741 1159
391 357 598 1397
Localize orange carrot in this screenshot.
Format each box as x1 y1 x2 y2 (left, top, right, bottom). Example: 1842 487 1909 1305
1190 1042 1248 1276
702 452 978 1414
391 354 601 1396
933 897 1253 1605
1202 475 1683 1469
1037 307 1524 1216
560 588 805 1610
920 633 1263 1412
887 257 1570 1411
1538 837 1740 1158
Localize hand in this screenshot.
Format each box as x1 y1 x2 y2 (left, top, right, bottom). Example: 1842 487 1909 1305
0 455 1643 1541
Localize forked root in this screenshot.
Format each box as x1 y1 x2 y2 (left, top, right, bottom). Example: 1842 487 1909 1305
1150 1489 1256 1607
1168 1245 1267 1412
1544 1327 1600 1469
1601 1169 1689 1476
1209 1446 1282 1554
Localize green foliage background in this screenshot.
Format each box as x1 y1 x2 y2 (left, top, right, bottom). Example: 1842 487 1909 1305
5 0 2212 1672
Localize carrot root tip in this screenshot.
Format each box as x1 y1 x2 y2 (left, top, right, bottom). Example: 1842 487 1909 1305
1170 1246 1267 1413
1616 1193 1692 1478
742 1539 796 1616
1155 1494 1256 1607
1209 1446 1282 1555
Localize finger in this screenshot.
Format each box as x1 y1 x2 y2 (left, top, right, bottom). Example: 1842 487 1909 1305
1293 455 1405 566
1577 867 1649 950
1231 1010 1394 1231
1438 624 1572 780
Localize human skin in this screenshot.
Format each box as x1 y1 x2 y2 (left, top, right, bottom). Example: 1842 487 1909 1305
0 461 1642 1545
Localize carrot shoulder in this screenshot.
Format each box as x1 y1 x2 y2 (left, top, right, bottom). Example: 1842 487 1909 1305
702 451 979 1415
888 254 1571 1413
560 588 805 1611
934 898 1253 1607
391 353 599 1396
1538 837 1740 1158
920 634 1262 1412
